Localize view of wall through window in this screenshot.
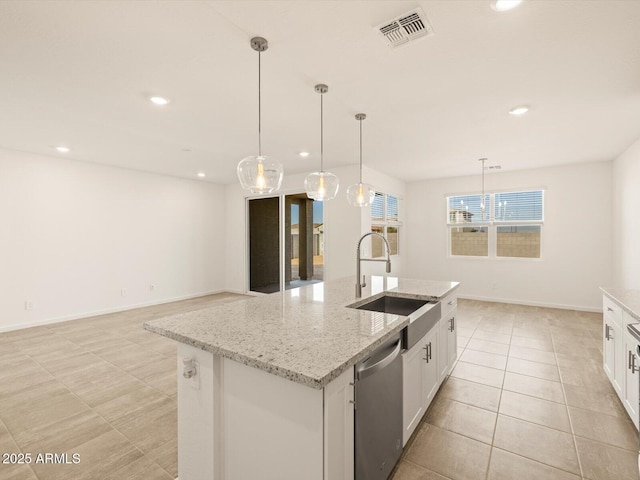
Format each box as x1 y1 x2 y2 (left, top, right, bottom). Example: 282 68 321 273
447 190 544 258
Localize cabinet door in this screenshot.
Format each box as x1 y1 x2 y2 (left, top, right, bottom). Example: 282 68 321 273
446 308 458 373
623 333 639 429
402 338 427 446
603 320 619 393
438 318 450 382
612 322 625 397
324 367 354 480
424 327 439 404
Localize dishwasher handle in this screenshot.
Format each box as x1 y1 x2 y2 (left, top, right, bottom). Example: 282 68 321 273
356 340 401 381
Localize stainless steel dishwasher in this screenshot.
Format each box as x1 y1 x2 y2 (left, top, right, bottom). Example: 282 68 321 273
354 333 403 480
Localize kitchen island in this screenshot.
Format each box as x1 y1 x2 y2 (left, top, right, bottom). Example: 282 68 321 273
145 276 459 480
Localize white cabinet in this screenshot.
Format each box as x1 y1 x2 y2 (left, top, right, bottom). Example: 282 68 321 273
445 309 458 373
324 367 355 480
603 318 623 396
623 326 639 429
177 344 355 480
402 326 438 446
438 295 458 382
602 295 640 430
402 293 458 447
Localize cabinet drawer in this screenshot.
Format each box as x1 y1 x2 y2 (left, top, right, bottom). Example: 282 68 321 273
603 295 622 327
441 293 457 316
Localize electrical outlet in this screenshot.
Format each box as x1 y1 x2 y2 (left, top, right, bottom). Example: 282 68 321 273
121 289 127 297
24 301 33 311
188 361 200 390
150 284 155 292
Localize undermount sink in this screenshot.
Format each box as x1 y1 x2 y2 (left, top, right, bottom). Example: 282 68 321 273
353 295 431 316
349 295 442 350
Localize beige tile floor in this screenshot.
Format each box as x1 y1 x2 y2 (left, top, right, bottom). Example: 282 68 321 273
1 296 637 480
0 293 247 480
392 299 639 480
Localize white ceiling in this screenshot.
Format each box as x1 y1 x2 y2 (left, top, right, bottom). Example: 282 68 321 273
1 0 639 184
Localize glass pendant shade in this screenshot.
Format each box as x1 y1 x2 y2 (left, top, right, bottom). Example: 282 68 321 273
237 36 283 194
305 84 339 201
346 182 375 207
347 113 373 207
305 171 339 201
237 155 283 194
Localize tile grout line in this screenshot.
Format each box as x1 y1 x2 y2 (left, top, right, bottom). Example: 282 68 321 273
484 313 514 480
551 312 585 479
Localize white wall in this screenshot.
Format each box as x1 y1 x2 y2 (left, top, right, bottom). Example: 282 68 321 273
613 136 640 289
224 165 406 293
0 149 226 331
404 162 612 311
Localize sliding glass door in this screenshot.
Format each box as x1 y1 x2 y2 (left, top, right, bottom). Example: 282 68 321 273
247 193 324 294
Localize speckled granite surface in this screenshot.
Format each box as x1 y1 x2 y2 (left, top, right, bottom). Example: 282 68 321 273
601 287 640 321
144 276 459 389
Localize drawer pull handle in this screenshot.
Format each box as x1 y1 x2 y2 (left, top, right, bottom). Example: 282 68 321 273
606 306 614 312
448 300 455 306
631 351 639 374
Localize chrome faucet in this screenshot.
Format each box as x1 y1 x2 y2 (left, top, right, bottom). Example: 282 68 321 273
356 232 392 298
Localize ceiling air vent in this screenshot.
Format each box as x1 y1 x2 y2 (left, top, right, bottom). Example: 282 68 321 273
376 8 434 48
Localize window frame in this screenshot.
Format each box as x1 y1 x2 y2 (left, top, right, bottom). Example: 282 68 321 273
446 189 544 260
371 192 401 258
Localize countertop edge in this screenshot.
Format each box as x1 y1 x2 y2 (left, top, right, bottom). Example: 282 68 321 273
144 319 410 389
144 279 460 389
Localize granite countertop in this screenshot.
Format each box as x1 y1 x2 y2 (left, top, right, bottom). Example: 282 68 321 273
144 276 459 389
601 287 640 321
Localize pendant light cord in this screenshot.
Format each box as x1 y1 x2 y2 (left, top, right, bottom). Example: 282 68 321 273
359 118 363 183
320 93 324 172
258 50 262 157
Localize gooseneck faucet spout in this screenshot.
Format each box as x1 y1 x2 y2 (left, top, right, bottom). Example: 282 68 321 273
356 232 392 298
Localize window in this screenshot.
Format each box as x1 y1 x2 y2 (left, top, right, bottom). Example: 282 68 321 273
447 189 544 259
371 192 400 257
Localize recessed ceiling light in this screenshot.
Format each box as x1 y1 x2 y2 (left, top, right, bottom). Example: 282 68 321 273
150 96 170 106
508 105 529 116
299 151 310 158
55 146 70 153
491 0 523 12
197 172 206 178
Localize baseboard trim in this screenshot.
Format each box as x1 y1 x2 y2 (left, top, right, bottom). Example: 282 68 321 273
458 294 601 313
0 289 231 332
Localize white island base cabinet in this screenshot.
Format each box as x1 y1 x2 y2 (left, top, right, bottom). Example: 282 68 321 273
177 344 354 480
402 295 458 446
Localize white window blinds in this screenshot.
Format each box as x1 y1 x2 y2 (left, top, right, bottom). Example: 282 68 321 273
494 190 544 223
447 194 490 225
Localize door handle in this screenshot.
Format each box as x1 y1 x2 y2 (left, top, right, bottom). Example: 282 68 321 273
605 324 612 341
449 317 455 332
357 340 401 381
423 342 432 363
632 353 639 374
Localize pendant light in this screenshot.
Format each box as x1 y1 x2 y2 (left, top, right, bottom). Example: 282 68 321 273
304 84 339 201
237 37 283 194
479 157 487 220
346 113 375 207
